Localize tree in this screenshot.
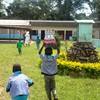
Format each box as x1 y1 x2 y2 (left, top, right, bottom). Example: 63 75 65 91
5 0 94 20
57 0 73 20
93 0 100 20
0 0 6 18
75 13 88 20
50 0 88 20
6 0 52 20
6 0 38 19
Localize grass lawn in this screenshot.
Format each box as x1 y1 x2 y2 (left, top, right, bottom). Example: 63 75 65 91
0 42 100 100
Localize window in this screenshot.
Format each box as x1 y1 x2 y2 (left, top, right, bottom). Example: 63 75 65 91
92 30 100 39
30 30 38 35
0 28 8 34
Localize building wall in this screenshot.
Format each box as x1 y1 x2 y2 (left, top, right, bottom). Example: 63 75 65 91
0 28 25 39
0 24 100 41
92 28 100 47
30 26 76 40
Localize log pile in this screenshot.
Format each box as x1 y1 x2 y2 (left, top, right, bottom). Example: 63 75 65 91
67 42 98 63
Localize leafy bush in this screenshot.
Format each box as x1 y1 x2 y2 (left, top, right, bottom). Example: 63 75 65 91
54 32 62 48
98 53 100 61
57 52 100 78
49 32 62 49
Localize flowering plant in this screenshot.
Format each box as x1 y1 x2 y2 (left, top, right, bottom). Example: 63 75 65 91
57 52 100 78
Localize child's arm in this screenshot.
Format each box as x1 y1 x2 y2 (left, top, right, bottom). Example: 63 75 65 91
6 86 10 92
17 42 19 48
28 81 34 87
25 76 34 87
6 79 11 92
38 43 45 54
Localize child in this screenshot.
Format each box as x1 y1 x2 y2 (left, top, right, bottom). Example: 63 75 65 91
38 43 60 100
36 36 41 49
6 63 34 100
17 39 23 55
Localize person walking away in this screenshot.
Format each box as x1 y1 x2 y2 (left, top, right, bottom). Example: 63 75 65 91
25 31 30 46
6 63 34 100
36 36 41 49
38 43 60 100
23 30 26 45
17 39 23 55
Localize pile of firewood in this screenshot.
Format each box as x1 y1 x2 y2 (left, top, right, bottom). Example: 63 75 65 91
67 42 99 63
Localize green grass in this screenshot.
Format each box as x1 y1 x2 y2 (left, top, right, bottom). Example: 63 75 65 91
0 43 100 100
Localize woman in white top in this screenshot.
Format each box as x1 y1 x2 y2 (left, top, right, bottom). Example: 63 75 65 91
25 31 30 46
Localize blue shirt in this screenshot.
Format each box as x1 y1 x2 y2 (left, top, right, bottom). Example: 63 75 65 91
6 71 33 98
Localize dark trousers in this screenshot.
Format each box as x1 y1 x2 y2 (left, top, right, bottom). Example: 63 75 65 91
44 75 57 100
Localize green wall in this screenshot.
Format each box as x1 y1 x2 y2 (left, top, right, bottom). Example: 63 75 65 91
77 23 92 42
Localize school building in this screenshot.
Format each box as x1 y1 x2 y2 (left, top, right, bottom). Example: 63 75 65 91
0 20 100 41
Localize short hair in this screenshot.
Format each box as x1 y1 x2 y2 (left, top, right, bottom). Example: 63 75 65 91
45 47 52 55
13 63 21 73
19 39 21 42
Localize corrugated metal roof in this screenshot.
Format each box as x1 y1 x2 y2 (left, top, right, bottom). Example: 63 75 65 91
76 20 95 23
30 20 75 23
0 20 30 26
30 20 77 27
30 20 99 27
0 20 99 28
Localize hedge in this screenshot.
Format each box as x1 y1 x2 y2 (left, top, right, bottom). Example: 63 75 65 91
57 52 100 78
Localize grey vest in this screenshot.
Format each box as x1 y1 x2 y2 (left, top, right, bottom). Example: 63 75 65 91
41 55 58 75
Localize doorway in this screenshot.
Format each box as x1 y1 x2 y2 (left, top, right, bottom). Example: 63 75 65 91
56 31 64 40
41 30 45 40
66 31 72 40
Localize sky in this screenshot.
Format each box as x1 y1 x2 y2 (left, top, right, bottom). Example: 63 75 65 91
77 3 92 16
3 0 13 6
3 0 13 3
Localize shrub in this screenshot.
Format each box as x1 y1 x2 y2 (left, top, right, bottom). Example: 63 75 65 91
50 32 62 49
54 32 62 48
57 52 100 78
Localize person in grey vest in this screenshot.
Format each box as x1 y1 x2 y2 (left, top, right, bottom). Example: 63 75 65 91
38 43 60 100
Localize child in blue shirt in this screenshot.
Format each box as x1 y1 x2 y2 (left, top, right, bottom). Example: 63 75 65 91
38 43 60 100
36 36 41 49
6 63 34 100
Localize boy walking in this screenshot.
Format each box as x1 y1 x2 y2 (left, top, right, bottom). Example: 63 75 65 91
38 43 60 100
6 63 34 100
17 39 23 55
